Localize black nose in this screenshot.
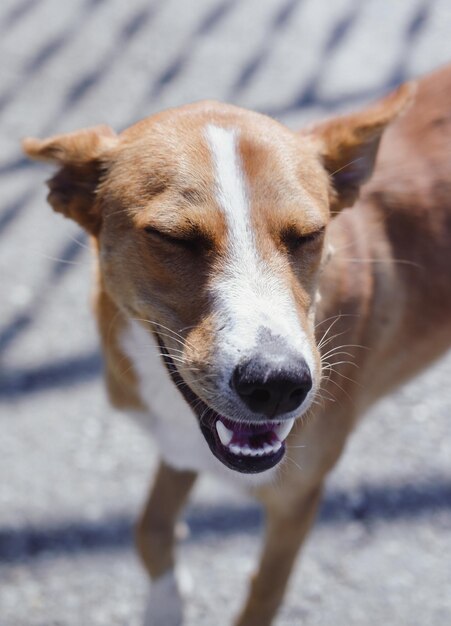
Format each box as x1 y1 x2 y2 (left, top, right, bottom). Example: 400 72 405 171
231 357 312 418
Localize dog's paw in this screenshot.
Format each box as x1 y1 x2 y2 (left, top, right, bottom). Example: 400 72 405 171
143 569 186 626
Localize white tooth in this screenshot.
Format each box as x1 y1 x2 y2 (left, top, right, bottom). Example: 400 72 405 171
239 445 251 456
272 441 282 453
263 443 273 454
249 448 258 457
255 448 265 457
274 418 295 442
229 444 242 456
216 420 233 446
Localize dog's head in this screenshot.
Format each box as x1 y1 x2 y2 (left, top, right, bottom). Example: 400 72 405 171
24 84 414 474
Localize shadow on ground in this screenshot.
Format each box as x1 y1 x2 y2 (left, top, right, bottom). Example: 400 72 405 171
1 477 450 564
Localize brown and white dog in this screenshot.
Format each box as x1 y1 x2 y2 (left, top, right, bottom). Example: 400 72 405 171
24 63 451 625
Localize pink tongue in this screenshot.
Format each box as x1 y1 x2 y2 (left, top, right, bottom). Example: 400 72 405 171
219 416 279 448
231 430 279 448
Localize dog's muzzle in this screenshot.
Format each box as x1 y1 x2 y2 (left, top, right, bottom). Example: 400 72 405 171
156 334 311 474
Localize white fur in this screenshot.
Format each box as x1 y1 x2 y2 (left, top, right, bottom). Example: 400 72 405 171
205 125 316 406
144 569 184 626
120 319 213 472
120 319 277 486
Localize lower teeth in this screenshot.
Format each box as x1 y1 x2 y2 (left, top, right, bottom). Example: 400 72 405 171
227 440 281 457
215 419 291 457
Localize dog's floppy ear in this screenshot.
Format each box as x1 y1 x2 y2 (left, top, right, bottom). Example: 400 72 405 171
307 82 416 212
23 125 118 235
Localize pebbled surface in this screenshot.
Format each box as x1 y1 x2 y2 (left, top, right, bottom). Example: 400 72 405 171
1 1 451 625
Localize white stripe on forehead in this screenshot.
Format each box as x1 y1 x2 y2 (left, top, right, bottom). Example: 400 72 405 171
205 124 252 255
204 124 313 369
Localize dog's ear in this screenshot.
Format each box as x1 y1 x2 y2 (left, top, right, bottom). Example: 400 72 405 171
307 82 416 212
23 125 118 235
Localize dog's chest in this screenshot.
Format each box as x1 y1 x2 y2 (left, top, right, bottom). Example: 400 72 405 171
119 319 219 474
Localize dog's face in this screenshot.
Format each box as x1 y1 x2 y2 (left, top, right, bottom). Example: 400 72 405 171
99 107 329 474
24 85 413 474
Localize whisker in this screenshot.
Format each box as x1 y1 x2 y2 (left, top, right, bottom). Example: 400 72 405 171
284 455 304 473
135 318 198 351
133 324 188 350
316 316 343 350
318 330 349 351
320 343 368 359
330 157 364 177
69 233 91 251
39 253 84 266
340 257 423 269
324 377 353 402
323 369 360 386
315 313 360 327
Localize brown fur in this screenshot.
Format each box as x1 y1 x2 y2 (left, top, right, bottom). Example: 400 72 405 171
23 63 451 625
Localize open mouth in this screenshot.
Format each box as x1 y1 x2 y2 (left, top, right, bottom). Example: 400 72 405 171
156 335 294 474
208 414 293 473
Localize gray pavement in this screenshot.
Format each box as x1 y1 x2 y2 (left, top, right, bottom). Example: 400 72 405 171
1 1 451 625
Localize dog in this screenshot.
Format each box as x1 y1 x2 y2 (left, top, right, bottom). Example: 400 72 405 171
23 62 451 625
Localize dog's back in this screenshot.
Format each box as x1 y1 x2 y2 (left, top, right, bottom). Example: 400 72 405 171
320 64 451 409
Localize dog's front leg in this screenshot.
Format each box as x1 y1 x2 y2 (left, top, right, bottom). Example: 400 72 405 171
135 460 197 626
234 485 323 626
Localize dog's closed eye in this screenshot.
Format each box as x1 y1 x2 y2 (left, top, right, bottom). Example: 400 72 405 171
282 226 325 253
143 225 210 252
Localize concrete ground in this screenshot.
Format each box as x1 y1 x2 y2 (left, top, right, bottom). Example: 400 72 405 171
1 1 451 624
